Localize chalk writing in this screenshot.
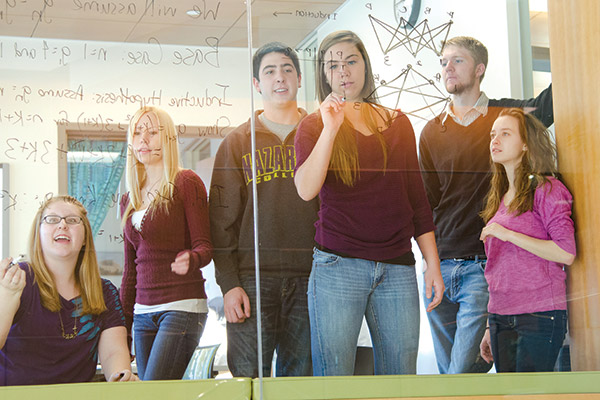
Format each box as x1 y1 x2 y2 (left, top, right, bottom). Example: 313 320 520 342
0 0 17 24
187 0 220 20
31 1 54 25
13 40 72 65
372 64 449 121
71 0 221 20
39 84 85 101
0 189 120 212
125 36 220 68
75 111 127 131
2 138 52 164
11 84 84 103
57 110 130 132
0 109 44 126
369 14 453 57
3 37 221 67
177 115 231 138
294 46 319 59
83 43 108 61
72 0 138 16
96 229 126 244
294 10 337 20
68 140 124 164
13 85 31 103
0 190 18 211
106 233 125 244
126 36 162 65
362 5 456 120
168 83 230 108
94 88 162 107
172 37 220 67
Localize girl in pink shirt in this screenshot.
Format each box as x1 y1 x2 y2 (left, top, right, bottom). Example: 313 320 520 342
479 108 575 372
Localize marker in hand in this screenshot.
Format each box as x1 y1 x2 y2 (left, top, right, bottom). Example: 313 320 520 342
9 254 25 267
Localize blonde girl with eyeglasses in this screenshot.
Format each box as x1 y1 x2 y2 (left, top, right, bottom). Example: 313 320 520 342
0 195 137 385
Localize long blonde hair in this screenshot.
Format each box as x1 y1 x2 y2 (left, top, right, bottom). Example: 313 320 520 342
29 195 106 315
316 30 390 186
122 106 181 224
480 108 558 223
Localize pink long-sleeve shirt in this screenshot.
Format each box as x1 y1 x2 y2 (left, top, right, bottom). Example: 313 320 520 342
484 177 575 315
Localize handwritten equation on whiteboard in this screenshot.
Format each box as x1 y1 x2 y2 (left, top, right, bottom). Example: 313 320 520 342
0 37 221 67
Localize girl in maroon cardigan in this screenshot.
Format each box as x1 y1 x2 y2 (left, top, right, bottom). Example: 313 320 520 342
120 106 212 380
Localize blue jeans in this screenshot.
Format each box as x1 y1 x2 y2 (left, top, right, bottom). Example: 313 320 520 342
309 248 420 376
489 310 567 372
424 258 491 374
226 275 312 378
133 311 207 380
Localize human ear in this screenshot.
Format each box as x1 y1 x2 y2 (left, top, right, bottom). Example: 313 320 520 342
252 77 262 94
476 63 486 79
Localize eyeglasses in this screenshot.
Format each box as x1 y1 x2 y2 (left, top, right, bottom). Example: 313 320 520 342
42 215 83 225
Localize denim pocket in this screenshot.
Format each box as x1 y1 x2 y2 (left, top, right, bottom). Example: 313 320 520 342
478 260 487 272
529 312 557 320
312 247 340 267
526 310 567 344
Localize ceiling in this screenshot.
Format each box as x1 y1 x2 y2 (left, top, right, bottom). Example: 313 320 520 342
0 0 346 48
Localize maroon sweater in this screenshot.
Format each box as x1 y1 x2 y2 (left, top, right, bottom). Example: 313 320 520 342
295 110 435 262
120 169 213 331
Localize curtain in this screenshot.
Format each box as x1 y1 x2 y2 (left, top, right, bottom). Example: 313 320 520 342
68 139 126 237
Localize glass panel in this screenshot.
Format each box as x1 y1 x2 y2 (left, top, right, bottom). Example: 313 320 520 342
248 0 566 392
0 0 593 394
0 0 249 382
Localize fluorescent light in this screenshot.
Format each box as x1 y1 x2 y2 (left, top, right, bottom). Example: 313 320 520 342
530 0 548 13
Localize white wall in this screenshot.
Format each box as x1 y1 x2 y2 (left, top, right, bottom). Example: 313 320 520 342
0 37 251 255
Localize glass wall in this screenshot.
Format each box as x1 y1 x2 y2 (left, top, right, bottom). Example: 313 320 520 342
2 0 590 396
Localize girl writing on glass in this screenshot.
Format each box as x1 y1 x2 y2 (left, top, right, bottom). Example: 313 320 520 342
294 30 444 376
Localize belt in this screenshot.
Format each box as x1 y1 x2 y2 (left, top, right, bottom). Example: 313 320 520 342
452 254 486 262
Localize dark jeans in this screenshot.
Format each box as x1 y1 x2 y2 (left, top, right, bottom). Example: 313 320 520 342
226 275 312 378
489 310 567 372
134 310 207 380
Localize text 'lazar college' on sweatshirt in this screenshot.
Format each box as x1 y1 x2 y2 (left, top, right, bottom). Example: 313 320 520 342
209 109 319 295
